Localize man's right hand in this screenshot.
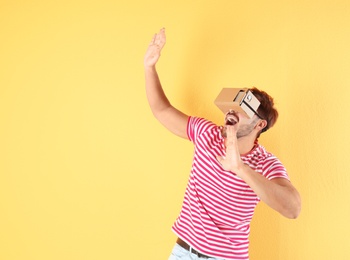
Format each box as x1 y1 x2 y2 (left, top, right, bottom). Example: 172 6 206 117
144 28 189 139
144 28 166 68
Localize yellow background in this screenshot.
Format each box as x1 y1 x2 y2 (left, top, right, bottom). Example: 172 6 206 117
1 0 349 259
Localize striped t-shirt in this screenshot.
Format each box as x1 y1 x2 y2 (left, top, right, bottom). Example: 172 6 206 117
172 117 289 260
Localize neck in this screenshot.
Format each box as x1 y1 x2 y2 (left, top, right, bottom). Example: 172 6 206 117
236 136 257 155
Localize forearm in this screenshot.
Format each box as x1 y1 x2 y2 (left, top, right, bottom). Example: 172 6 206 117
237 164 301 219
144 66 172 117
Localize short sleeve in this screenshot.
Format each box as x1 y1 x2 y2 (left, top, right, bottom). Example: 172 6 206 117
262 156 290 181
187 117 216 144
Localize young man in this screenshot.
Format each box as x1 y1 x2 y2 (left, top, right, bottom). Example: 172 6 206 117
144 28 301 260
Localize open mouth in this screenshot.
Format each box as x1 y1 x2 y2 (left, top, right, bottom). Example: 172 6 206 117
225 113 238 126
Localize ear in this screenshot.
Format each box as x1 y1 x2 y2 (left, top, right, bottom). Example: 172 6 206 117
255 119 268 132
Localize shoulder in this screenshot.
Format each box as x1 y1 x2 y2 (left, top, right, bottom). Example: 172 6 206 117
244 144 287 170
188 116 216 128
187 117 220 142
254 145 289 180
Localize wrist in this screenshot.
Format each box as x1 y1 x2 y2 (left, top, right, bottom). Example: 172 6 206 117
144 64 157 71
232 162 249 177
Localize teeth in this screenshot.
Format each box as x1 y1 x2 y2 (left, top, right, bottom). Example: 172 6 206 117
226 114 238 124
227 116 236 122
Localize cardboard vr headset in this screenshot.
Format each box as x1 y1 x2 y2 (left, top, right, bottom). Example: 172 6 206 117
214 88 260 118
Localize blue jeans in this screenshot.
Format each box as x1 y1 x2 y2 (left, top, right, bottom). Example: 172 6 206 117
168 243 225 260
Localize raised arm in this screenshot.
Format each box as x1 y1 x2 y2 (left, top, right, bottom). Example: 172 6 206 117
144 28 189 139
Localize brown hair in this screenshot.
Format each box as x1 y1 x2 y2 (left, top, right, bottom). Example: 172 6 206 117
250 87 279 134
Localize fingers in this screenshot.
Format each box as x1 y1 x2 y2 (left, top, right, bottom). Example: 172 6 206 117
149 34 156 45
156 28 166 48
144 28 166 67
149 28 166 48
225 125 238 149
225 125 236 138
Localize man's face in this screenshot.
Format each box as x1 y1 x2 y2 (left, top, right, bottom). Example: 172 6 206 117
224 110 259 138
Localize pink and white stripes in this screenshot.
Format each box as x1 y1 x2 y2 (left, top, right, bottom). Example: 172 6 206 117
172 117 289 260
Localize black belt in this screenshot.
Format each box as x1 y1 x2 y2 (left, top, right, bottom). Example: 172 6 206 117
176 238 211 259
